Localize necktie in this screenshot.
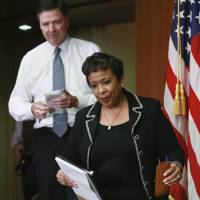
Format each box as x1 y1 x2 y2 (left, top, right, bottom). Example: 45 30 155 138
53 47 68 137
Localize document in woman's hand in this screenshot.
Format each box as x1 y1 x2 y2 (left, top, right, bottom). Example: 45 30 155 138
55 156 102 200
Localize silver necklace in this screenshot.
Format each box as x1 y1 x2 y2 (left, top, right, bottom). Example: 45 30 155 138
102 101 123 130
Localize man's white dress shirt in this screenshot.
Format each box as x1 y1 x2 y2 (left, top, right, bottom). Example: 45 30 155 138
9 37 100 128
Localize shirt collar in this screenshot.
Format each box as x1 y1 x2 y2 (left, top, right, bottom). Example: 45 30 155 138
59 36 70 54
46 42 56 56
46 36 70 56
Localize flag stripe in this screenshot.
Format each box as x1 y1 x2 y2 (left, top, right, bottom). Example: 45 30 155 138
166 62 176 99
189 86 200 134
188 113 200 165
164 85 189 143
168 37 190 96
188 162 199 200
190 43 200 100
169 183 188 200
191 34 200 67
162 108 188 164
163 84 188 199
188 136 200 197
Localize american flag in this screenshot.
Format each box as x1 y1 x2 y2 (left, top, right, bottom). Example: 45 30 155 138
163 0 200 200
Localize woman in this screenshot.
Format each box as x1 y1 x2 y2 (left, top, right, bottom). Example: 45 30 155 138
57 52 184 200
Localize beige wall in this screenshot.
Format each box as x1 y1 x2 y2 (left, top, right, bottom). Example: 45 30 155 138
71 22 135 93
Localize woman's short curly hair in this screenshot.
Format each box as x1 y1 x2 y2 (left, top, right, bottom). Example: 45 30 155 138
82 52 124 85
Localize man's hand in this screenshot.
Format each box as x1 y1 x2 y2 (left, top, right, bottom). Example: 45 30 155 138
14 143 23 161
31 102 49 119
51 90 79 108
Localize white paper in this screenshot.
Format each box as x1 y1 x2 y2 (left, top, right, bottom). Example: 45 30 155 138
55 157 102 200
45 90 64 113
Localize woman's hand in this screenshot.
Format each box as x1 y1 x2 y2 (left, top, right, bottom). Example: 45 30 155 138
163 162 183 185
56 170 78 187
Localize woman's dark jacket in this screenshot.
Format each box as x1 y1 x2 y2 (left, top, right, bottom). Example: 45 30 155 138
63 90 185 200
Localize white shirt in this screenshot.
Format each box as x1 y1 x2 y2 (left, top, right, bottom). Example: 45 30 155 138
9 37 100 128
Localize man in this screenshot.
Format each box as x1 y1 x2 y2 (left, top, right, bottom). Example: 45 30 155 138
8 0 100 199
11 121 38 200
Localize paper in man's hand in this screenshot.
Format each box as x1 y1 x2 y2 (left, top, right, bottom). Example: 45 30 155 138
45 90 64 113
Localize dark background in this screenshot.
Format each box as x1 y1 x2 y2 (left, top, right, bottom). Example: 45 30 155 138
0 0 134 37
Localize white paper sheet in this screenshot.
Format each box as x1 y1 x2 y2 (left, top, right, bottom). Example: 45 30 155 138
55 157 102 200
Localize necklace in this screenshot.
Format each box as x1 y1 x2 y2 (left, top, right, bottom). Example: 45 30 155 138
102 99 123 130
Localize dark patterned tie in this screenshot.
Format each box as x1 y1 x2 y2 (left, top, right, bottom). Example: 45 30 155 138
53 47 68 137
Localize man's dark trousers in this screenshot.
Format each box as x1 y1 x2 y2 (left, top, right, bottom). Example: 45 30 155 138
32 127 77 200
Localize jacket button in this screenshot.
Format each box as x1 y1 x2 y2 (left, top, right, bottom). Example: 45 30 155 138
139 151 143 156
141 165 145 170
135 134 139 140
